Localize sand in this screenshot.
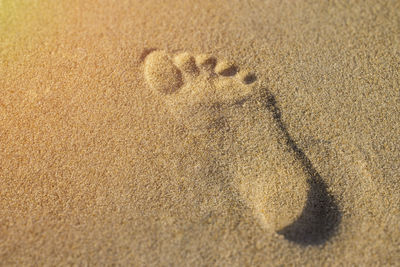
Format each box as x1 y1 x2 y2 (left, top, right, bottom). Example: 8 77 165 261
1 0 399 265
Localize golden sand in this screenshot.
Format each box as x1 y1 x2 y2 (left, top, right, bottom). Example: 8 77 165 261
1 0 399 265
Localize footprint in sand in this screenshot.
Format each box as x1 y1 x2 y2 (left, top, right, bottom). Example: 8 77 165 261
143 50 317 235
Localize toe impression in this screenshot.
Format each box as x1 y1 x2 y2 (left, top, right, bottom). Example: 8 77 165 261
144 50 184 94
174 53 199 76
196 54 217 73
215 60 238 76
237 69 256 84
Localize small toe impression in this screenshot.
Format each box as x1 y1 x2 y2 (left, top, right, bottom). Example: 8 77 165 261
144 50 183 94
196 54 217 72
174 52 199 76
237 69 256 84
215 61 238 76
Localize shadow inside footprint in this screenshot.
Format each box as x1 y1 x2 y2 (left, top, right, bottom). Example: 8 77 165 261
218 65 238 77
278 178 341 245
242 73 257 84
264 92 341 246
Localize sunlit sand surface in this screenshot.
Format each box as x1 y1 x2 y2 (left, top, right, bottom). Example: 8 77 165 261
1 0 399 265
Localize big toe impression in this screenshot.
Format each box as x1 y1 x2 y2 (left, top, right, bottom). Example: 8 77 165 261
144 50 183 94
